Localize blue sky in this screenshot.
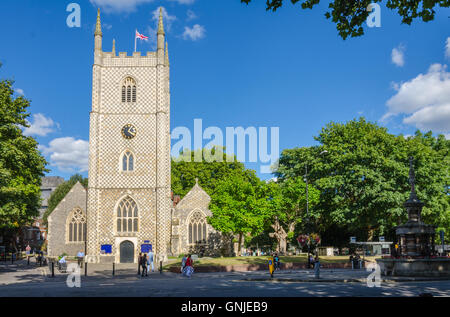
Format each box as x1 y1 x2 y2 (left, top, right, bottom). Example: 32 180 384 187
0 0 449 180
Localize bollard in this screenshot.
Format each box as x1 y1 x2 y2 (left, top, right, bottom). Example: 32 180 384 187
11 253 14 264
51 261 55 277
85 262 88 276
27 257 30 265
160 261 162 274
112 262 115 276
138 262 140 275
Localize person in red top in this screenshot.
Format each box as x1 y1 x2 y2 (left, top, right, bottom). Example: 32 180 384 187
184 254 194 278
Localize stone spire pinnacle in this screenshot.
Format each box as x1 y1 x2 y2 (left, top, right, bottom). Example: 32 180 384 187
165 42 169 66
95 8 102 37
112 39 116 56
157 7 165 35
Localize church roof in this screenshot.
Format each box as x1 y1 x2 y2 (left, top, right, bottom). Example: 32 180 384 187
175 179 210 211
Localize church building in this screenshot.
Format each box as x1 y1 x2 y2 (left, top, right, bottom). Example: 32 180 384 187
47 9 223 264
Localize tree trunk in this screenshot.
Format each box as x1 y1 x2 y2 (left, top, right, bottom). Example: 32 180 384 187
238 233 243 256
271 218 288 255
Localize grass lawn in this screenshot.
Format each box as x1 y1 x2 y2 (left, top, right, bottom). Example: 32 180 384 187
164 255 380 270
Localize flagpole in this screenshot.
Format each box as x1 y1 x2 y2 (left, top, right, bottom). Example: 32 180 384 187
134 30 137 53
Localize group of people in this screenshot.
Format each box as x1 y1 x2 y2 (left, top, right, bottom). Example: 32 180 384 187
138 250 155 277
180 254 194 278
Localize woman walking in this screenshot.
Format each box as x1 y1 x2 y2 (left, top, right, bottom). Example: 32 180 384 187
183 254 194 278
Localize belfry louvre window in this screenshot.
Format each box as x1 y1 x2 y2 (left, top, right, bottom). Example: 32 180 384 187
122 151 134 171
68 208 87 243
121 77 136 103
117 197 138 233
188 211 207 245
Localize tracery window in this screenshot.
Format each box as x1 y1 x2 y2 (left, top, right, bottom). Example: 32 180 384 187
117 197 138 233
121 77 136 103
188 211 207 245
122 151 134 171
68 208 87 243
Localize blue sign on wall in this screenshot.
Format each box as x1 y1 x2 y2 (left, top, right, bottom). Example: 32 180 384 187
101 244 112 254
141 244 152 253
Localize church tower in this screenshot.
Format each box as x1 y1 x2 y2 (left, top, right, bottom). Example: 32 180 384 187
86 8 171 264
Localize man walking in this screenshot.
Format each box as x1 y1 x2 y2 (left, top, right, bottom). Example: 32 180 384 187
141 253 148 277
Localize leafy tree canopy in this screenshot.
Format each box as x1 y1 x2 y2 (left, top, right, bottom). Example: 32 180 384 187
275 117 450 244
0 66 48 234
171 148 250 198
240 0 449 39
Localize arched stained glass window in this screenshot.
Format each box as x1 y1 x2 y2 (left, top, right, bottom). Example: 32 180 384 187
122 151 134 172
68 208 86 243
122 77 136 103
117 197 138 233
188 211 208 245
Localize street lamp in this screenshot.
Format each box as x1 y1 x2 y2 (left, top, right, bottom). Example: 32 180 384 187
304 150 328 261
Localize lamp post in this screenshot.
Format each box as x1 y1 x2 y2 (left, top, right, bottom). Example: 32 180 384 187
304 150 328 262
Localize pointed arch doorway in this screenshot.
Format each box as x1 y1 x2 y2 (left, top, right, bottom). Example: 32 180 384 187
119 240 134 263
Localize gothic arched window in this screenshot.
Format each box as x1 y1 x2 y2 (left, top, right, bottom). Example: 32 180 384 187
68 208 87 243
188 211 207 245
117 197 138 233
121 77 136 103
122 151 134 172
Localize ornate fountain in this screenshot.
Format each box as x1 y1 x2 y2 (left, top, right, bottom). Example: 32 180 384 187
376 157 450 277
395 157 436 257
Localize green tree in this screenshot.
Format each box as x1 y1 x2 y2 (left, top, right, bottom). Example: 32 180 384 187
275 117 449 245
268 177 320 253
43 174 88 225
208 170 272 255
240 0 449 40
171 148 248 198
0 68 48 251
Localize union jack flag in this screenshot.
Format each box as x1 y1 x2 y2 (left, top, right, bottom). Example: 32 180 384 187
135 30 149 41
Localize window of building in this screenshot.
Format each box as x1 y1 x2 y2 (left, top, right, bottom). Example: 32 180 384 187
122 77 136 103
122 151 134 172
188 211 207 245
117 197 138 233
68 208 87 243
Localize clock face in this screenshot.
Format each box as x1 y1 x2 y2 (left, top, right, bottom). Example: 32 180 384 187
121 124 137 139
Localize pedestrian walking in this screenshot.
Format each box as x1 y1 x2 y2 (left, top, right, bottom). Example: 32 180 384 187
314 255 320 279
141 254 148 277
25 244 31 256
147 249 154 273
181 254 187 274
274 253 280 271
183 254 194 278
138 252 142 275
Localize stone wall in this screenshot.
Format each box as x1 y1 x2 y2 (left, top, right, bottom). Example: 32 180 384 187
47 182 87 257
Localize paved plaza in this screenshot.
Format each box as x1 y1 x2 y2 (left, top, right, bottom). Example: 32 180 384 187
0 259 449 297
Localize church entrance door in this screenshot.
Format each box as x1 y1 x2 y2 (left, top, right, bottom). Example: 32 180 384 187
120 240 134 263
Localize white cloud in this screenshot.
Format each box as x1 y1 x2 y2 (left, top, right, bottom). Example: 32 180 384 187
23 113 58 137
446 37 450 59
40 137 89 173
169 0 196 4
382 63 450 135
16 88 25 95
186 9 197 21
391 44 405 67
182 24 206 41
90 0 155 13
